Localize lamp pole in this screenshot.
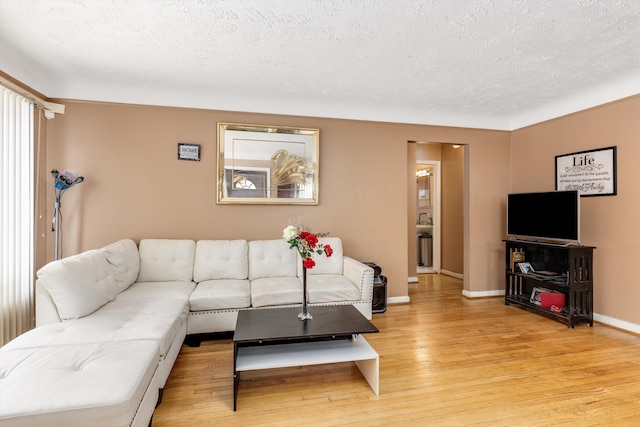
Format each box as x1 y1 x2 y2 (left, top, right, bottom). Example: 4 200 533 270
51 169 84 260
54 197 61 260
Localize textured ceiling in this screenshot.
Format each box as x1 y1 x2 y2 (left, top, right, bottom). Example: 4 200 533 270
1 0 639 130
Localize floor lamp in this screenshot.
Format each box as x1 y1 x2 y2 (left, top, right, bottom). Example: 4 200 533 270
51 169 84 260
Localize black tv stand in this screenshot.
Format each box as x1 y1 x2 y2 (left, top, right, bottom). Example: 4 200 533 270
504 239 595 328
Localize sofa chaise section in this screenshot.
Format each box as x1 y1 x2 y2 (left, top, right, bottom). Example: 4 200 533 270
0 340 160 427
3 238 197 427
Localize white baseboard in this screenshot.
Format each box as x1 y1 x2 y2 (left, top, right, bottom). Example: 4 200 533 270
388 296 410 304
440 269 463 280
404 273 640 335
398 280 640 335
459 294 640 335
594 313 640 335
462 289 505 298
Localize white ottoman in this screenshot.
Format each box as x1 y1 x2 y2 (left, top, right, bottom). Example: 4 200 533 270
0 340 160 427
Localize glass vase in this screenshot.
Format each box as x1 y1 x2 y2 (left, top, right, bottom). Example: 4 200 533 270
298 266 312 320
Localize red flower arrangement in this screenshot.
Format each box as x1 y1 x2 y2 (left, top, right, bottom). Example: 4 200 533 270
283 225 332 269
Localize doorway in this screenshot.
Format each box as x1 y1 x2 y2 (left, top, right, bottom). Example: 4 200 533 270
408 142 465 284
416 160 441 274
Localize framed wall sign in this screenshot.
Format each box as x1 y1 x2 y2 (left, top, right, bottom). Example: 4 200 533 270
178 143 201 161
555 146 617 196
217 123 319 205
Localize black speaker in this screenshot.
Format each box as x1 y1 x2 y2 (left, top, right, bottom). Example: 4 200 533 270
364 262 382 277
372 275 387 313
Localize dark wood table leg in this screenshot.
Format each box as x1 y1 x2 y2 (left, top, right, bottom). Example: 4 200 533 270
233 342 238 411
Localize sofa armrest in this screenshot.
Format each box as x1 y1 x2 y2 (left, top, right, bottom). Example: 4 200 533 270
343 257 374 301
35 280 62 327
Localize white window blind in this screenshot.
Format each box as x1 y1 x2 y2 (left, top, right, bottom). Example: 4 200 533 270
1 87 34 346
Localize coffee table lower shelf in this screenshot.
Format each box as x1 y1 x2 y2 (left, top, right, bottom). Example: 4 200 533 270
234 336 379 410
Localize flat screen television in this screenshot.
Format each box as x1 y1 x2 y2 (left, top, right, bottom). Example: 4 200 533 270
507 191 580 243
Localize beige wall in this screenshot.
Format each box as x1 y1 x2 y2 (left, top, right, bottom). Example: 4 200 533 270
416 143 443 160
43 100 511 300
407 142 418 276
510 95 640 325
441 145 464 274
465 136 512 294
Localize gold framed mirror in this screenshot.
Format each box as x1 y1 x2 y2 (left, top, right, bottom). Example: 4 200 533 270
217 123 320 205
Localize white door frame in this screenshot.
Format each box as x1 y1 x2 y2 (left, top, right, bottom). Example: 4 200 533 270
417 159 441 273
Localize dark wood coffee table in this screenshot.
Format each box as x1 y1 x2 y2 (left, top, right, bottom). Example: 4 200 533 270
232 305 379 410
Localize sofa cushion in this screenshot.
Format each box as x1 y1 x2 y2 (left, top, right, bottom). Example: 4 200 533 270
0 340 159 427
307 274 361 303
190 279 251 311
36 250 116 320
248 240 297 280
4 296 188 358
120 281 196 302
303 237 344 276
251 276 302 307
99 239 140 293
137 239 195 282
194 240 248 282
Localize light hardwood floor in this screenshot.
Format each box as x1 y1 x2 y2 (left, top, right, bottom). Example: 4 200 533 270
153 274 640 426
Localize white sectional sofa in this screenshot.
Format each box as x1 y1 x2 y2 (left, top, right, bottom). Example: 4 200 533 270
0 237 374 427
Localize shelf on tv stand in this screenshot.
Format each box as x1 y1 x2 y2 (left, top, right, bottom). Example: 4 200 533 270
518 272 567 283
505 294 570 323
507 237 582 248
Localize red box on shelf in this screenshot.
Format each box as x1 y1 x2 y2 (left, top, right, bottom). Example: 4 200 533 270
540 292 566 309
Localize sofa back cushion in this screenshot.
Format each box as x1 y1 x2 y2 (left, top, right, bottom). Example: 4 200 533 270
137 239 196 282
99 239 140 293
36 250 116 320
194 240 248 282
248 239 297 280
304 237 344 276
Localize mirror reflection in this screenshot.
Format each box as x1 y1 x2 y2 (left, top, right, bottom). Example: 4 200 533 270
417 166 432 208
217 123 319 205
